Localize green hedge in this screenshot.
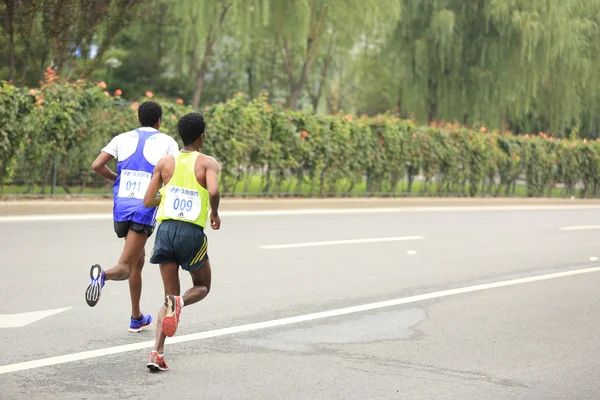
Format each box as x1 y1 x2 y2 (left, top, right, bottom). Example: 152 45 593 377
1 79 599 197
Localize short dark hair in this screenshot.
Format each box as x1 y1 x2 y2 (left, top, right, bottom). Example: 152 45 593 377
138 101 162 127
178 112 206 145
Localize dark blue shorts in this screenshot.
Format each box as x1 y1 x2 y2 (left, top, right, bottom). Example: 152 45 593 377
149 220 208 271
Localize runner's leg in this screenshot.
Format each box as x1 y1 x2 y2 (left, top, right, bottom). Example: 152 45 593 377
86 225 148 308
154 262 180 355
105 229 147 280
128 248 145 319
183 258 212 306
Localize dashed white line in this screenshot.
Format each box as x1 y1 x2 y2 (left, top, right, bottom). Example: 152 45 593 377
260 236 424 249
559 225 600 231
1 265 599 375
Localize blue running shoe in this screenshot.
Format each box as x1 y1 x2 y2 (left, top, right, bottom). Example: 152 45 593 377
85 264 105 307
129 314 153 333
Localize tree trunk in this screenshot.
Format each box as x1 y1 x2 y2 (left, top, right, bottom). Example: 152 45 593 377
190 3 229 108
247 63 254 99
427 79 438 123
192 58 209 108
397 85 403 117
309 37 334 112
267 47 276 102
428 101 438 124
310 59 330 112
287 84 302 110
3 0 16 82
281 6 327 109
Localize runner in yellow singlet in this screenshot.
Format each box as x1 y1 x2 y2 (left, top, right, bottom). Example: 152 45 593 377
142 112 221 372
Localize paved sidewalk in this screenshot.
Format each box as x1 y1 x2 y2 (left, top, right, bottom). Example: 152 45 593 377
1 197 600 215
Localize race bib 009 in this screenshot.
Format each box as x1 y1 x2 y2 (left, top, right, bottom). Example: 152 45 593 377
163 186 201 221
117 170 152 200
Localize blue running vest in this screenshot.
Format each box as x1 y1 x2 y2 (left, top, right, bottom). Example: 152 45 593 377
112 129 159 225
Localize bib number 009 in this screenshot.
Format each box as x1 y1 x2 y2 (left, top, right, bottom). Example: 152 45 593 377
173 198 193 212
164 185 201 221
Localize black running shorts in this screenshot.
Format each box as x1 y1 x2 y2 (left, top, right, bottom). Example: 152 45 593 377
150 220 208 271
114 220 154 239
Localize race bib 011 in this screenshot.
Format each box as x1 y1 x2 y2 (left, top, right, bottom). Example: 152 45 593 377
117 169 152 200
163 185 201 221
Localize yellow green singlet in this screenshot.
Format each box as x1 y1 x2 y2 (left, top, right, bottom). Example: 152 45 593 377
156 151 209 228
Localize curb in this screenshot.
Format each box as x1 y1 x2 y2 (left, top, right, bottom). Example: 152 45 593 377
1 197 600 216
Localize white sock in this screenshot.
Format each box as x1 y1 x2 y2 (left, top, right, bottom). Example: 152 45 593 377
179 297 185 308
158 353 164 358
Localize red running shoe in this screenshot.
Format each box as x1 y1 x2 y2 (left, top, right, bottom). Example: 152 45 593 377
162 295 182 337
147 351 168 371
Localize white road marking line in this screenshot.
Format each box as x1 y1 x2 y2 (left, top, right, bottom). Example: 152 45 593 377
260 236 424 250
1 265 599 375
0 213 112 222
559 225 600 231
0 307 72 328
1 204 600 223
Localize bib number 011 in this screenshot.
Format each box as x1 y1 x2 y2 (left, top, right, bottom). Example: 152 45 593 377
125 180 142 192
117 169 152 200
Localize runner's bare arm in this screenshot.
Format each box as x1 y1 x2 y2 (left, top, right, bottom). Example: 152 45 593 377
144 158 166 208
206 157 221 230
91 152 117 182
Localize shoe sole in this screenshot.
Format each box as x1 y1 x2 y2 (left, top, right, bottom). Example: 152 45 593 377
147 362 168 372
85 264 103 307
129 321 152 333
162 296 179 337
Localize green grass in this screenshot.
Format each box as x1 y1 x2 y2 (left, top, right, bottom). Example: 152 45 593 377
1 185 111 196
218 175 568 198
1 176 569 198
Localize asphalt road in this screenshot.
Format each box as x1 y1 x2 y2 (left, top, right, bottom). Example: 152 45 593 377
1 206 600 399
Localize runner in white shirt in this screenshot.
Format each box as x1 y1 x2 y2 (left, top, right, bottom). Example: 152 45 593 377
86 101 179 333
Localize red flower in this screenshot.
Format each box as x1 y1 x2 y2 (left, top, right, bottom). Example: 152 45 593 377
114 89 122 96
177 98 184 104
301 130 308 138
98 81 107 89
131 102 139 110
145 91 154 98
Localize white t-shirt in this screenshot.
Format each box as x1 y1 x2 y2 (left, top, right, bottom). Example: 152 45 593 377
102 127 179 165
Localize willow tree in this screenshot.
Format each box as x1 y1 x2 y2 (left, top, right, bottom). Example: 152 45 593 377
267 0 400 109
0 0 143 85
386 0 503 125
172 0 269 108
485 0 600 136
377 0 600 136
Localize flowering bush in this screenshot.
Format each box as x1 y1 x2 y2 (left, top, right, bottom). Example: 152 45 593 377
1 80 599 197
